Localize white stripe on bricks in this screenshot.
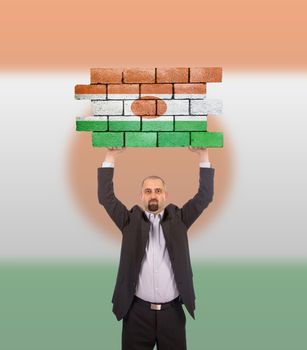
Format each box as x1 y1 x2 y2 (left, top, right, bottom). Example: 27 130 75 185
190 99 223 115
91 100 123 115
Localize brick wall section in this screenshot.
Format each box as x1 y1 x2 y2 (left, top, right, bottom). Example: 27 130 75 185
89 67 222 84
75 67 223 147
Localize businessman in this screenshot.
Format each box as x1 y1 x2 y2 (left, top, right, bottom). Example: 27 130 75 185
98 146 215 350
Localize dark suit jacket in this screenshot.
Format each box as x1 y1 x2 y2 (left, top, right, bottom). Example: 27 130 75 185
97 166 215 321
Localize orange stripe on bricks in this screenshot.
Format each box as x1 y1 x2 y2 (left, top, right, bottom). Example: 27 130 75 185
174 84 206 99
190 67 222 82
141 84 173 99
156 67 189 83
108 84 139 100
75 67 224 148
123 68 155 83
90 68 123 84
75 84 106 100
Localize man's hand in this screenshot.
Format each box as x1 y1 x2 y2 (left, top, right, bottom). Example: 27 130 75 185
104 147 126 163
188 146 210 162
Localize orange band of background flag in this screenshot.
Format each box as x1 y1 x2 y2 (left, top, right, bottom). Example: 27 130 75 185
1 0 306 70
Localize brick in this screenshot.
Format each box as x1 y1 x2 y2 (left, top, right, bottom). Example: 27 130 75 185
124 98 165 116
75 94 107 100
157 99 189 115
75 84 106 94
92 132 124 147
91 100 123 115
190 99 223 115
158 132 190 147
141 84 172 99
91 68 123 84
123 68 155 83
191 132 223 147
142 116 173 131
109 116 141 131
174 84 206 99
190 67 222 83
130 98 156 116
174 116 207 131
75 84 107 100
156 67 189 83
76 116 107 131
107 84 139 100
125 132 157 147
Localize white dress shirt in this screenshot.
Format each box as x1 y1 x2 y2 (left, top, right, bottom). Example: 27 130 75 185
135 209 180 303
101 159 211 302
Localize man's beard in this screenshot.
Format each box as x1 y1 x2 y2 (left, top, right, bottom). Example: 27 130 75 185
148 200 158 212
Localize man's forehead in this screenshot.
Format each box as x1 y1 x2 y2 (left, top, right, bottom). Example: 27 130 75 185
142 179 164 189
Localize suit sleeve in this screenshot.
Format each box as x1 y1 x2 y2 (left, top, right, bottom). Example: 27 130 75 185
179 167 215 229
97 167 130 232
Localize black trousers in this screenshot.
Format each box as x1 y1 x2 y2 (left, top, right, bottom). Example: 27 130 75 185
122 296 187 350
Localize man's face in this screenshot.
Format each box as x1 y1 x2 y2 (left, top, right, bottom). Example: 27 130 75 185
140 179 168 213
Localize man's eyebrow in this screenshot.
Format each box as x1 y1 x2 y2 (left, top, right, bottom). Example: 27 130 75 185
144 187 163 191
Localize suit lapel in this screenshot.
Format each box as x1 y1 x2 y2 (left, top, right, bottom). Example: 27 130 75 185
140 213 150 253
161 209 174 259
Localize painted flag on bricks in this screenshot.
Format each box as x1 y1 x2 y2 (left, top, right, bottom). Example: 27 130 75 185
75 67 223 147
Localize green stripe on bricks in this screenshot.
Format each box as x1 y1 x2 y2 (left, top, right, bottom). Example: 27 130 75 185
174 116 207 131
92 132 124 147
125 132 157 147
158 132 190 147
175 120 207 131
191 132 224 147
142 116 174 131
109 121 140 131
142 121 173 131
76 120 108 131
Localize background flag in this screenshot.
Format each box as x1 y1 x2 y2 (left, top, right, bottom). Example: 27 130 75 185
1 0 306 349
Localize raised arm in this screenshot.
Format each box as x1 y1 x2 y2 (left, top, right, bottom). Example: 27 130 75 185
97 147 130 231
179 147 215 229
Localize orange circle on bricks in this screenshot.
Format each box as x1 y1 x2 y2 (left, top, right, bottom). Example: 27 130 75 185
131 96 167 118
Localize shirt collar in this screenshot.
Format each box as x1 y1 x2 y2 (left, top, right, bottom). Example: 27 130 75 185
144 208 165 221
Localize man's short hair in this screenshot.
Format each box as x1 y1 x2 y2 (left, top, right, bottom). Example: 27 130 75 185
141 175 166 190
